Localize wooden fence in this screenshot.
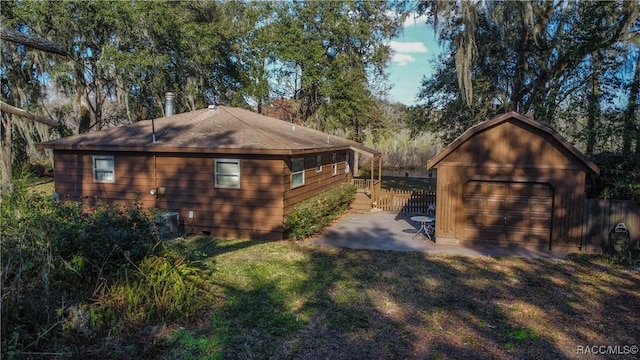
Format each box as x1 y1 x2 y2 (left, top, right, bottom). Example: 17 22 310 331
582 199 640 253
375 188 436 214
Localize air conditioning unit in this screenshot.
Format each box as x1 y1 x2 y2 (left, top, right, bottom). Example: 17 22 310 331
155 211 180 239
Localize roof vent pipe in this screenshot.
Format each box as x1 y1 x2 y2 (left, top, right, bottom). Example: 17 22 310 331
164 92 175 116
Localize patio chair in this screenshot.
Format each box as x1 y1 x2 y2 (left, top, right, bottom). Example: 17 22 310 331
427 203 435 216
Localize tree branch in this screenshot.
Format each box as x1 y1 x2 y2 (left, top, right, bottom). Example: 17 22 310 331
0 27 67 56
0 101 60 128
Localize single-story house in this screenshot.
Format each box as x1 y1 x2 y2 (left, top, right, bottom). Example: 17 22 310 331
37 105 380 240
427 112 600 252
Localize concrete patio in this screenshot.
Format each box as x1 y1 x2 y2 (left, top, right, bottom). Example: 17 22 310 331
307 211 570 259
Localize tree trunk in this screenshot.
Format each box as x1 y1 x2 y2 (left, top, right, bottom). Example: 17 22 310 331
509 8 531 111
623 54 640 154
1 113 13 191
585 51 601 155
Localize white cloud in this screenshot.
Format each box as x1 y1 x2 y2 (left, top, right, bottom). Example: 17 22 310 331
389 41 428 54
392 54 416 66
403 13 430 28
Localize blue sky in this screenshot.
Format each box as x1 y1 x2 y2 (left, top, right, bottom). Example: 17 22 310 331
386 14 442 105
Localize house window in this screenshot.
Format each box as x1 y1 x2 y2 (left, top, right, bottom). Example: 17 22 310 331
316 155 322 172
332 153 338 175
215 159 240 188
93 155 114 183
292 158 305 188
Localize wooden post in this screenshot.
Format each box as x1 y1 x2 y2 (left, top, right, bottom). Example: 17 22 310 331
370 155 374 197
354 151 359 175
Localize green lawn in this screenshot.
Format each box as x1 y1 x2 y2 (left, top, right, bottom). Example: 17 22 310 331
145 237 640 359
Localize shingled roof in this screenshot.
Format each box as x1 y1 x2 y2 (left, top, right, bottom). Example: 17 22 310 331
38 106 379 156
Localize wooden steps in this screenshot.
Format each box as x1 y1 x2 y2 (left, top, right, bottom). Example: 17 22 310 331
350 192 372 213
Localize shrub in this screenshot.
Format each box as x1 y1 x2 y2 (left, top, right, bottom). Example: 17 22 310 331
1 176 215 357
86 251 214 333
0 183 164 355
587 153 640 199
284 183 357 240
610 248 640 266
75 200 157 282
607 235 640 266
1 181 70 345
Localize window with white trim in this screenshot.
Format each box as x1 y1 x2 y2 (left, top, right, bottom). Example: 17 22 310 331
316 155 322 172
332 153 338 175
292 158 305 188
215 159 240 188
93 155 114 183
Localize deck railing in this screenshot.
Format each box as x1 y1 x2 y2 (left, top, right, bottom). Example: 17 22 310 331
352 178 381 194
352 178 370 193
351 178 434 214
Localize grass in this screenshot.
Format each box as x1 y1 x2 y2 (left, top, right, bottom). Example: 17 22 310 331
27 178 54 194
124 238 640 359
18 180 637 358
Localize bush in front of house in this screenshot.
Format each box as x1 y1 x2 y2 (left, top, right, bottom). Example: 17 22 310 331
1 179 211 357
284 183 357 240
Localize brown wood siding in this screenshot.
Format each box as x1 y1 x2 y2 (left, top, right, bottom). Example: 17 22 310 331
283 151 350 213
54 151 156 208
53 149 355 240
53 151 286 239
153 154 284 239
435 165 587 251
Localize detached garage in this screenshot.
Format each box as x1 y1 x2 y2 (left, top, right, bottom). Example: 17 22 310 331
427 112 600 252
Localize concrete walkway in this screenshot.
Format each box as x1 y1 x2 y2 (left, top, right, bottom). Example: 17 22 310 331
308 211 568 259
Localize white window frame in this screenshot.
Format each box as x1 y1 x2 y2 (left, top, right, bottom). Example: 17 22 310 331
93 155 115 183
215 159 241 189
332 153 338 175
316 154 323 173
291 157 305 188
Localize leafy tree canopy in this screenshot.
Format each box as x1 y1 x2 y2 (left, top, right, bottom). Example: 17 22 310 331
412 0 639 149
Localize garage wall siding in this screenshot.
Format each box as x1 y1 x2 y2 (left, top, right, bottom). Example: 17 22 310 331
436 168 588 251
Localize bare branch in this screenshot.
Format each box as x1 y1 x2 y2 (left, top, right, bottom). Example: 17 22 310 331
0 27 67 56
0 101 60 128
